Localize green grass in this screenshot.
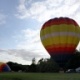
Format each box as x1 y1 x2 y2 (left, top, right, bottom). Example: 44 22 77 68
0 72 80 80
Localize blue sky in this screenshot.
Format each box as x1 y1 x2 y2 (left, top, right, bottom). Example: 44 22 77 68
0 0 80 65
0 0 40 49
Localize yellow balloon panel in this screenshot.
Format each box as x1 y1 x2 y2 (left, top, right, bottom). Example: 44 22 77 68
41 36 79 46
41 24 78 36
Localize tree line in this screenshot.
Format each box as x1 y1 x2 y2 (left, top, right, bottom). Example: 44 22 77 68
7 50 80 73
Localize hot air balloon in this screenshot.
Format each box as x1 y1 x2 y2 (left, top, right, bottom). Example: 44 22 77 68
40 17 80 68
0 62 11 72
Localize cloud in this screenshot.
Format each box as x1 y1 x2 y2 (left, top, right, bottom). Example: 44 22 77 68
15 28 49 56
0 49 30 65
16 0 80 22
0 48 49 65
14 28 40 50
0 49 31 65
0 13 6 25
10 28 50 64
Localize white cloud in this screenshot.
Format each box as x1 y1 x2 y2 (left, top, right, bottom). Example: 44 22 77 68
0 49 37 65
0 13 6 25
0 47 49 65
16 28 49 55
15 29 40 50
11 28 50 64
0 49 31 65
16 0 80 22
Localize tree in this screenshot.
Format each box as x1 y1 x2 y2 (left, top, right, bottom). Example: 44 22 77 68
37 58 59 72
65 50 80 70
28 58 37 72
32 58 36 65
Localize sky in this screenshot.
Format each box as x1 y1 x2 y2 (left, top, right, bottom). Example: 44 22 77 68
0 0 80 65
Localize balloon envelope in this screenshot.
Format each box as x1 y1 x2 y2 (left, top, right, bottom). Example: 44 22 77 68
40 17 80 67
0 62 11 72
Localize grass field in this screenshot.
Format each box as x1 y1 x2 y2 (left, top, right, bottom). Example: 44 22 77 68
0 72 80 80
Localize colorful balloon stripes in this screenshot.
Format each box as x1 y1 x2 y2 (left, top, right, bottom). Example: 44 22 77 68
40 17 80 67
0 62 11 72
